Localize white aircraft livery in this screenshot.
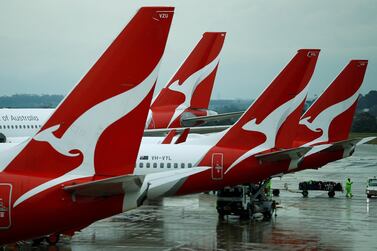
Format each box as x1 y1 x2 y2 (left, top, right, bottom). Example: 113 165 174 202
0 108 53 142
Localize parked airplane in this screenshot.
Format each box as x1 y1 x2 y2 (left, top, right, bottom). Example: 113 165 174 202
0 6 176 244
0 47 319 244
132 48 320 197
0 31 226 142
0 109 52 142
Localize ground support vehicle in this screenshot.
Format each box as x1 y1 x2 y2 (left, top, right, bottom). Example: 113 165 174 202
366 177 377 198
216 180 276 220
299 181 343 198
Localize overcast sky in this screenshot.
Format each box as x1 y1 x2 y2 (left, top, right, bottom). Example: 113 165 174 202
0 0 376 99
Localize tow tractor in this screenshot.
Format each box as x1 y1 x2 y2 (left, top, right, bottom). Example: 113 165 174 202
216 179 276 220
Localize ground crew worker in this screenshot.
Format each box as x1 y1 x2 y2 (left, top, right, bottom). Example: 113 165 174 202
345 178 353 198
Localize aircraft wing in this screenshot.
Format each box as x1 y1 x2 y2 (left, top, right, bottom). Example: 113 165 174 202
143 125 229 137
181 111 244 126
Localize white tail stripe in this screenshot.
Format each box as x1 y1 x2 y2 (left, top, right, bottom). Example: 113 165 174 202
166 54 221 127
225 83 309 174
300 86 361 146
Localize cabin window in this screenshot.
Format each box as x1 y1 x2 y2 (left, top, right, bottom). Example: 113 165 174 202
0 125 2 129
7 125 10 129
23 125 26 129
167 163 171 168
181 163 185 168
27 125 30 129
174 163 178 169
146 163 150 168
188 163 193 168
160 163 164 168
139 162 143 168
11 125 14 129
153 163 157 168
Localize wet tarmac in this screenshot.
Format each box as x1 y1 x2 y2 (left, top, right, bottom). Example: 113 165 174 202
8 144 377 250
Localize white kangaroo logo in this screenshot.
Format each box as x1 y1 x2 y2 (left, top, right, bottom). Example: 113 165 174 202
225 83 309 174
166 54 221 127
299 87 360 146
13 62 160 207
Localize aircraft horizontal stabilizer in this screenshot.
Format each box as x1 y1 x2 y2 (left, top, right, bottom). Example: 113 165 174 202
304 137 375 157
314 137 376 158
144 167 211 199
255 147 311 164
63 167 211 200
256 147 312 170
356 136 376 145
304 144 333 157
144 125 229 136
322 138 360 151
63 175 144 197
181 111 244 125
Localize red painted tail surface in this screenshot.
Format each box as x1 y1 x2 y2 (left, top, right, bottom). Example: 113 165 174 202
295 60 368 146
216 49 320 151
148 32 226 128
4 7 174 178
274 51 320 149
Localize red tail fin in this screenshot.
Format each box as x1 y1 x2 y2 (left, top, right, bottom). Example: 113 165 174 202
216 49 320 151
4 7 174 179
275 51 320 149
149 32 226 128
295 60 368 146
